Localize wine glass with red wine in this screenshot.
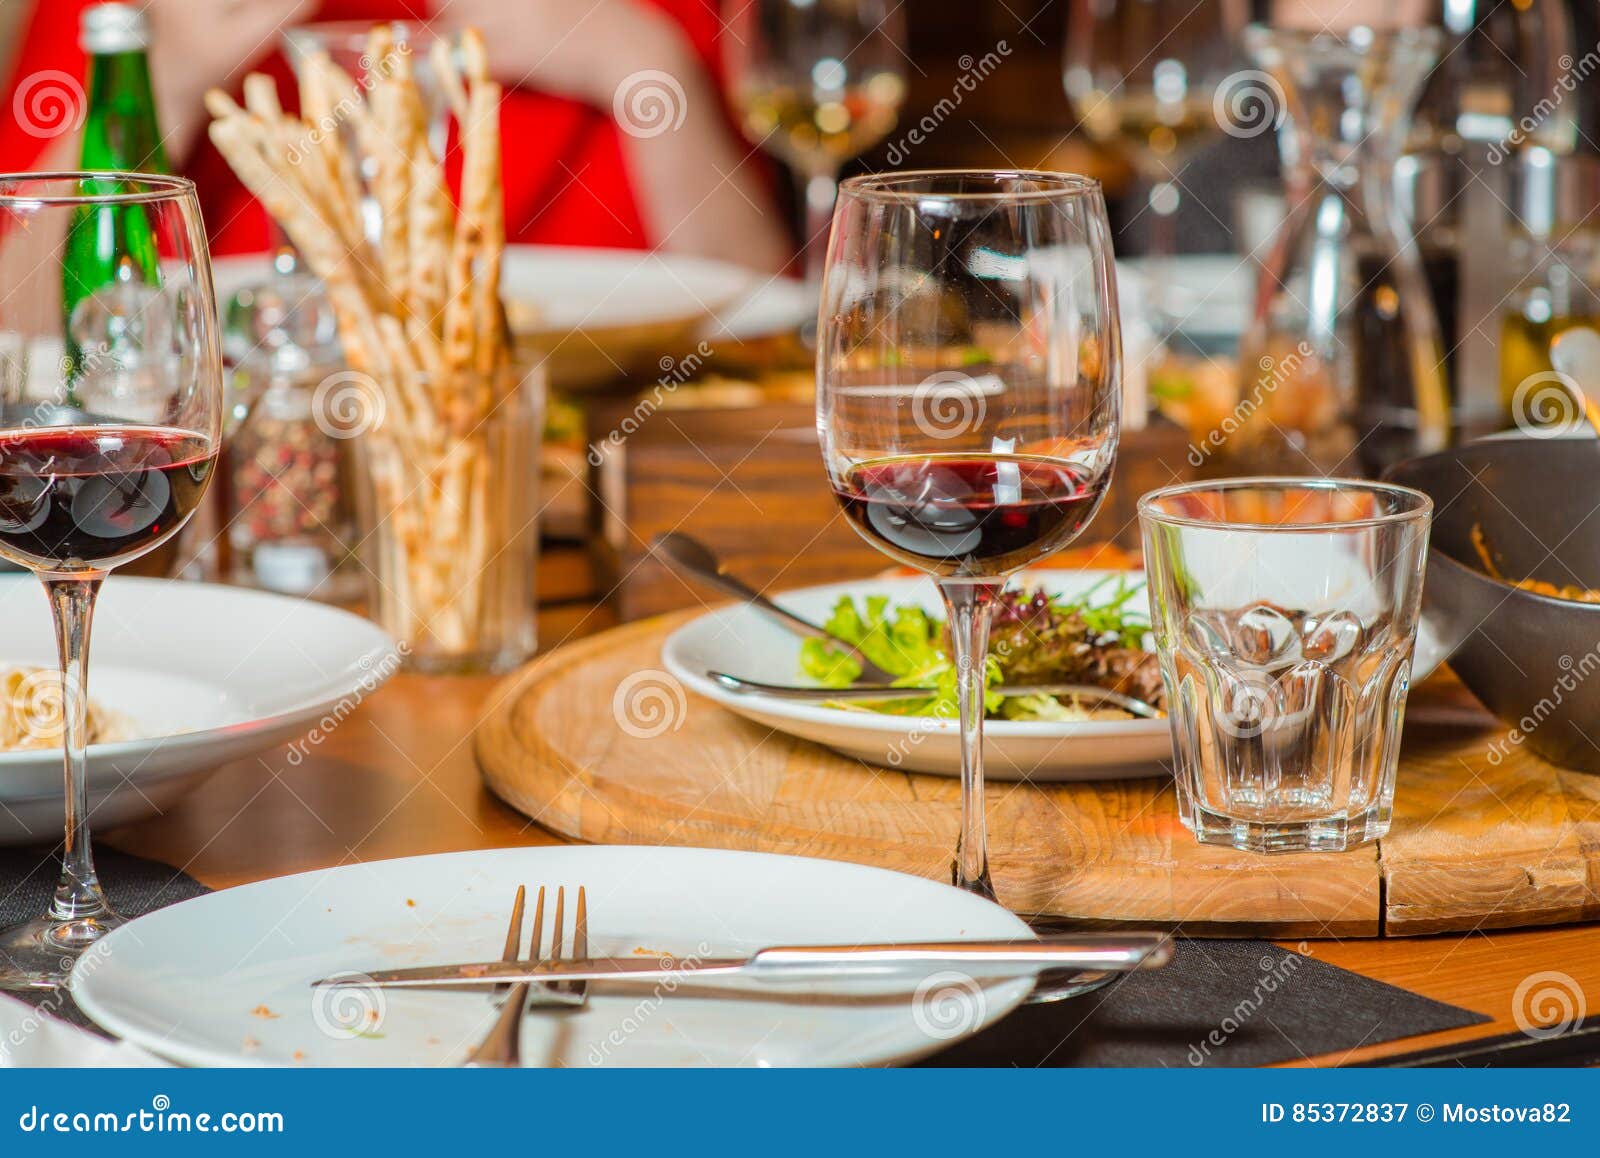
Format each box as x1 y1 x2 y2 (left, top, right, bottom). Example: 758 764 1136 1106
818 171 1121 899
0 173 222 989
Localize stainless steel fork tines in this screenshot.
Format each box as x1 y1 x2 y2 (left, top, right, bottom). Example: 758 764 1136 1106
462 885 589 1068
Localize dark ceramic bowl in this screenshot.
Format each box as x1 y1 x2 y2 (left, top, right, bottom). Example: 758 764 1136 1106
1386 435 1600 773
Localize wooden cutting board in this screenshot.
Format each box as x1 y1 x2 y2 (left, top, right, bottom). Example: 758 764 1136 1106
475 610 1600 938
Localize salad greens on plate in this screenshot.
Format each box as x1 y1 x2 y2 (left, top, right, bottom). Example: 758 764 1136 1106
798 576 1164 722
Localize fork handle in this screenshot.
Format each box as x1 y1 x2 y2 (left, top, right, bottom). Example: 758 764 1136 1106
462 981 529 1067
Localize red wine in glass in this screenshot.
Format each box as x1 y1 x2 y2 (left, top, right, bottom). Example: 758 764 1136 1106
0 425 217 572
834 452 1110 577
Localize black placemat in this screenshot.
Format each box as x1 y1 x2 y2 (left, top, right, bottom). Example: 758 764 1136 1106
0 845 209 1031
2 849 1489 1063
922 939 1490 1067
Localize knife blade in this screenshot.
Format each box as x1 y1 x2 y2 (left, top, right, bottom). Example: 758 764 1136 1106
312 933 1172 990
706 671 1164 718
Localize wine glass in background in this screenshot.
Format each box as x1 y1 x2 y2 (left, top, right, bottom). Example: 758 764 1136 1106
1063 0 1242 322
724 0 907 289
0 174 223 988
818 171 1122 900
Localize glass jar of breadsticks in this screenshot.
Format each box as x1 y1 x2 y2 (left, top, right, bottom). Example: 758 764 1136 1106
347 359 543 672
204 24 541 670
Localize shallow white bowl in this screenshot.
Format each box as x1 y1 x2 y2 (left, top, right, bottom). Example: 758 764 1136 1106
0 577 397 843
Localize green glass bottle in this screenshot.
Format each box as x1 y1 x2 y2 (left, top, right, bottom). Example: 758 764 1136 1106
62 3 168 383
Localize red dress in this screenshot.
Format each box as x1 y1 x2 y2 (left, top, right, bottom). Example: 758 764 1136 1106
0 0 732 255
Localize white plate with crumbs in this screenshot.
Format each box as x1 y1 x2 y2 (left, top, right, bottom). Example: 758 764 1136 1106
0 577 396 843
71 845 1034 1068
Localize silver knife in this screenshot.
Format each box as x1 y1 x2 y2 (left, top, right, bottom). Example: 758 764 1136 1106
706 671 1164 718
313 933 1173 990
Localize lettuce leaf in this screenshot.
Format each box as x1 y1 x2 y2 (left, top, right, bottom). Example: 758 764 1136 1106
798 595 1001 717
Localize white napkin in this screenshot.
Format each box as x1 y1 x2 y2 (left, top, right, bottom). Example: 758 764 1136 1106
0 992 169 1068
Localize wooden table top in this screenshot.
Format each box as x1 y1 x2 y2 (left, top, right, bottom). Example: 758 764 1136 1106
102 599 1598 1068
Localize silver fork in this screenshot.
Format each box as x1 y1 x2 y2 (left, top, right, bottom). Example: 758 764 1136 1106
462 885 588 1068
550 884 590 1004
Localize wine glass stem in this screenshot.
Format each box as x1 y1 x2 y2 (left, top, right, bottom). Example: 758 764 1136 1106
798 164 839 289
938 578 1001 900
43 573 114 926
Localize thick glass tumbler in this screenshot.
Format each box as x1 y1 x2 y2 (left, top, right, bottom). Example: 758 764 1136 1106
1138 478 1431 853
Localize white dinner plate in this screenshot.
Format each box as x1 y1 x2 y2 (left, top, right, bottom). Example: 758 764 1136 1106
71 845 1034 1068
0 577 396 844
497 245 749 335
661 571 1173 781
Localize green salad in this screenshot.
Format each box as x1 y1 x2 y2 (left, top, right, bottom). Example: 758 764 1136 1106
798 577 1164 722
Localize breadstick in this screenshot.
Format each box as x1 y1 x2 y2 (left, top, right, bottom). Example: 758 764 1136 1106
468 82 504 384
406 146 452 334
377 314 443 442
241 72 284 123
443 81 501 390
365 26 411 296
431 37 470 125
297 52 367 247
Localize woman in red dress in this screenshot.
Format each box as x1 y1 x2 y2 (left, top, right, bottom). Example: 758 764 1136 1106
0 0 789 270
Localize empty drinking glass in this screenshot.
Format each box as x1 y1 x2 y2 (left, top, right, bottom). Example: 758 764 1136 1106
1138 478 1431 853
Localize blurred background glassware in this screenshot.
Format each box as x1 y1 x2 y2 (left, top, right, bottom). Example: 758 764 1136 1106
1139 478 1431 854
724 0 907 289
219 278 360 601
1063 0 1240 341
0 173 223 988
350 361 544 675
1497 151 1600 426
1234 23 1449 477
1397 1 1600 443
65 4 168 386
817 170 1122 900
281 20 451 244
241 21 443 382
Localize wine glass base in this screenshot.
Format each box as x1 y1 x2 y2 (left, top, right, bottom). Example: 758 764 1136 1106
1024 969 1117 1004
0 911 124 991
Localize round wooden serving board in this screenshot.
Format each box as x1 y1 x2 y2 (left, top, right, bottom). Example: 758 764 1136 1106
476 610 1600 938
